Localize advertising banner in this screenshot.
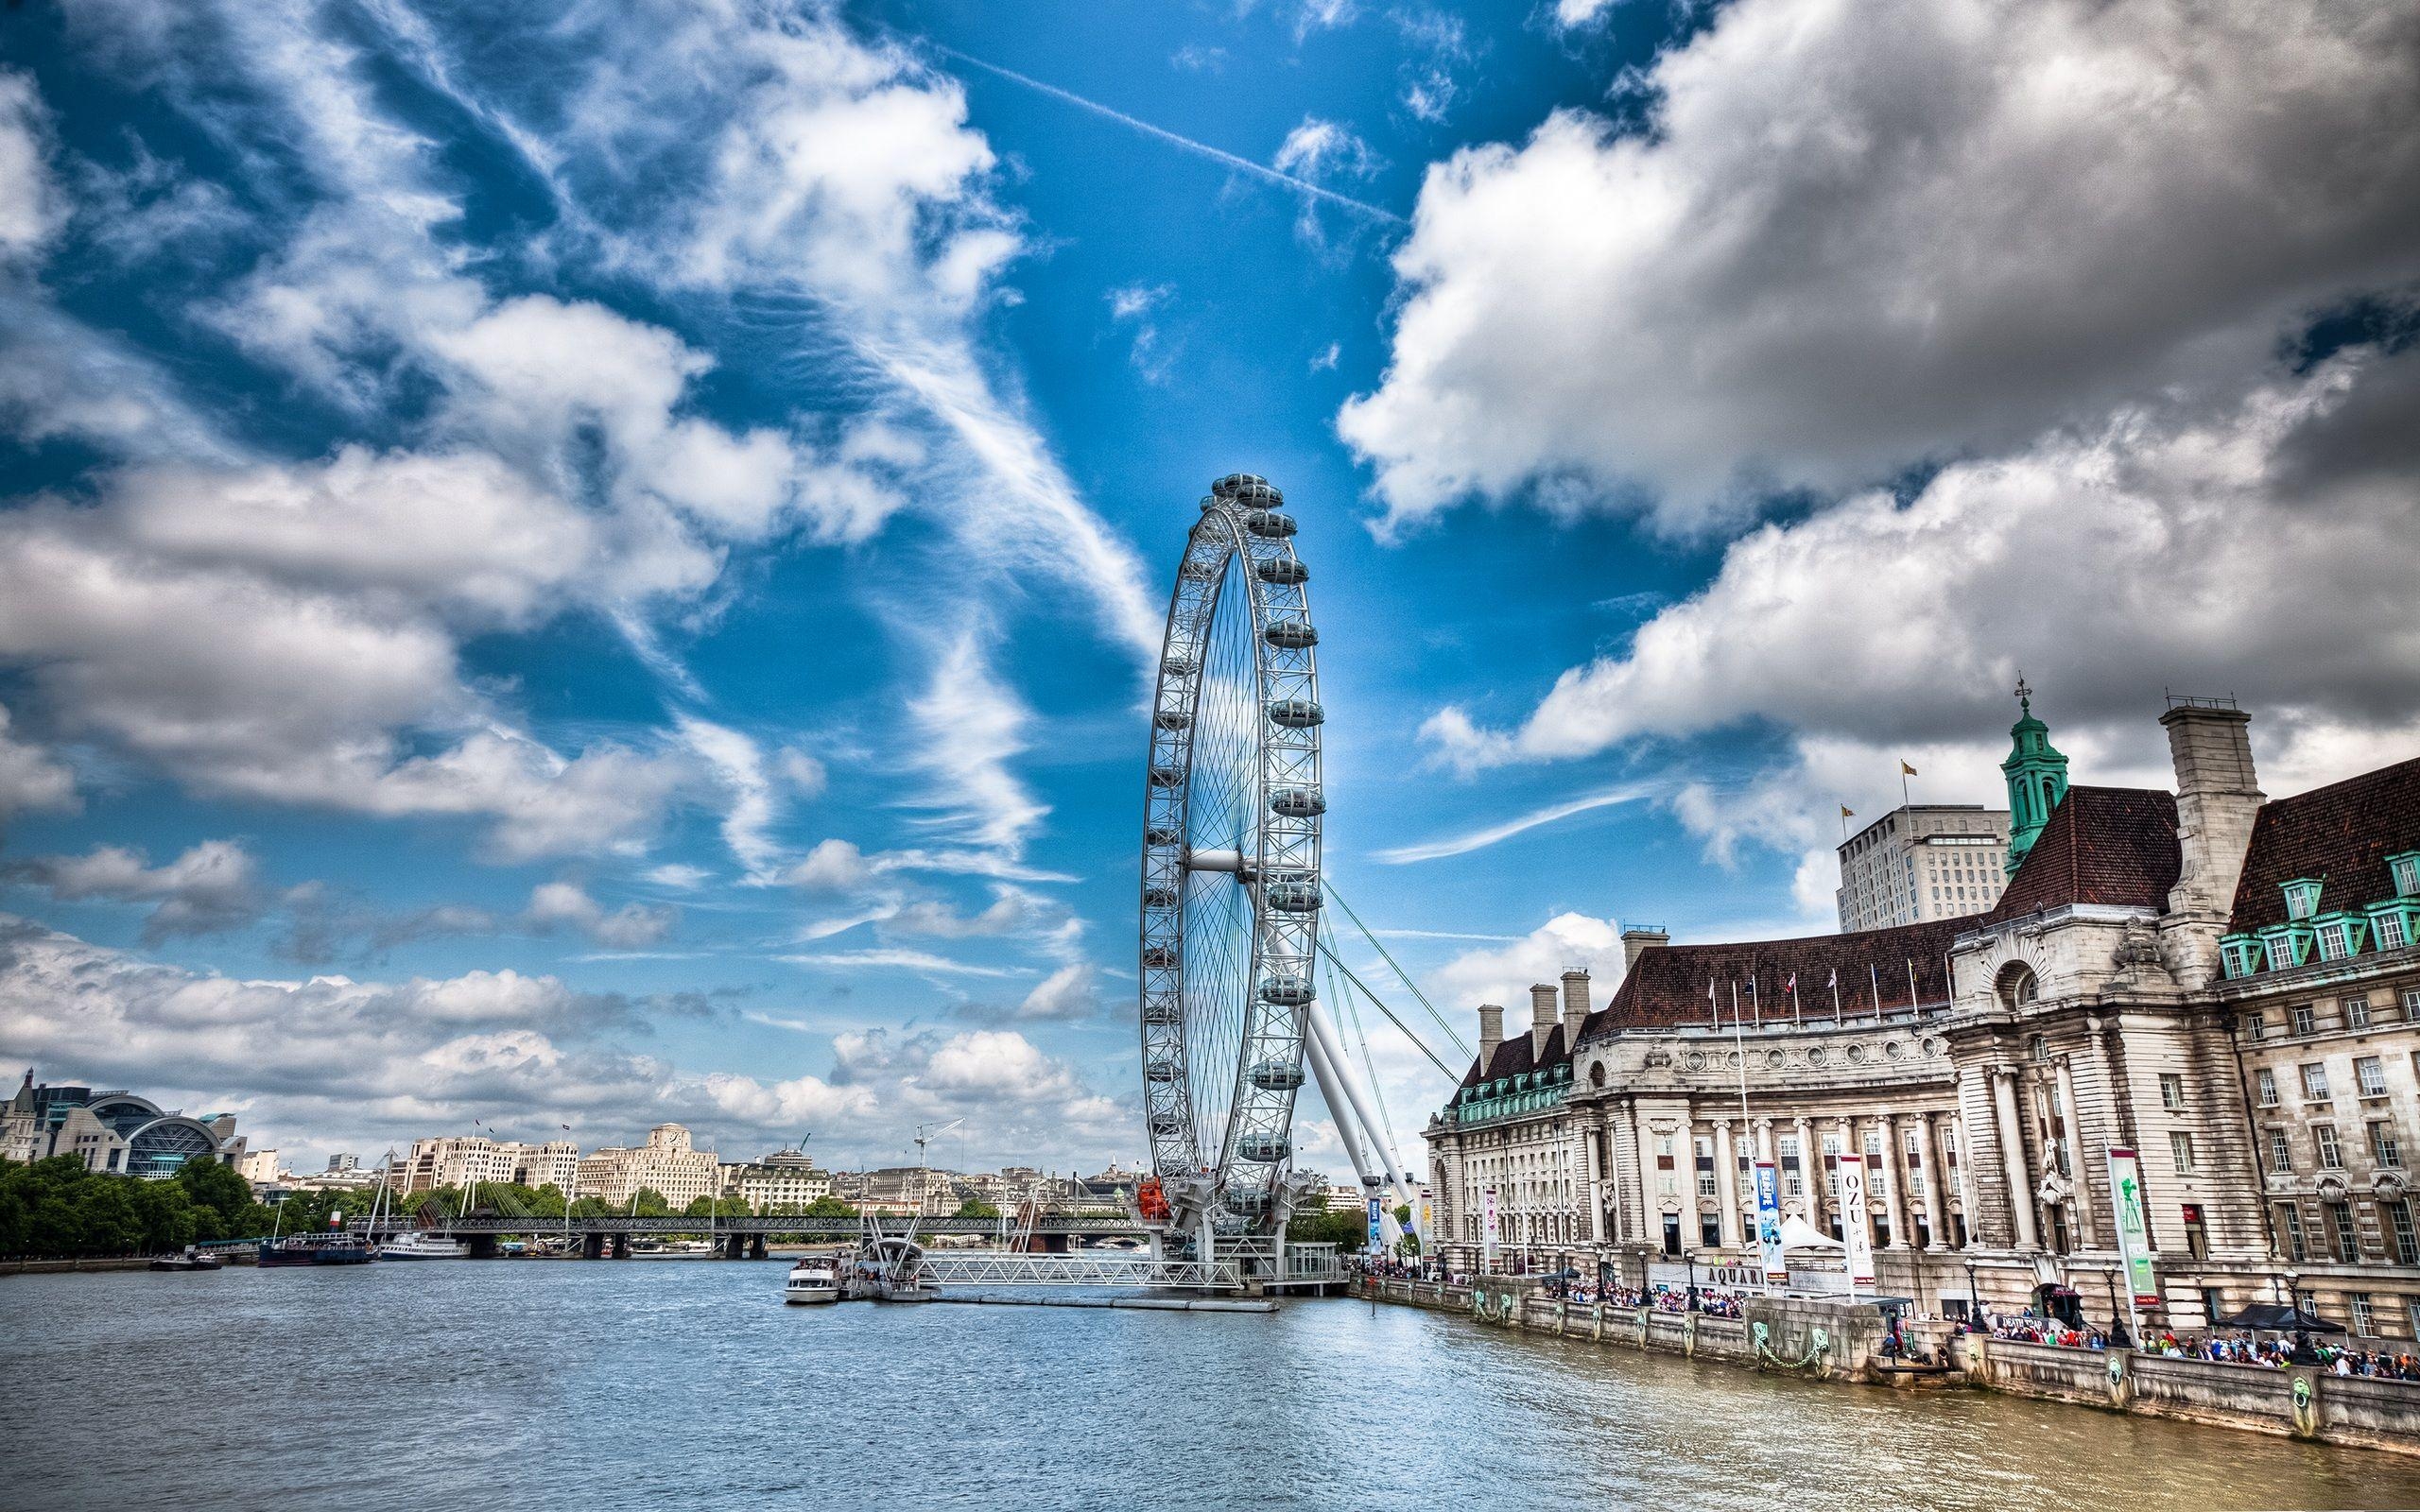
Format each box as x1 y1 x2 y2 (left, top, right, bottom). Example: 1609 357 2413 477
1754 1160 1787 1285
1482 1185 1499 1269
2106 1147 2160 1305
1417 1190 1433 1245
1838 1154 1876 1289
1368 1195 1384 1250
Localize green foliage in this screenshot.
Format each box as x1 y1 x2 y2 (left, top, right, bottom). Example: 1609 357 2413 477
1285 1205 1366 1251
0 1155 236 1257
682 1194 751 1220
952 1197 1001 1220
800 1195 858 1219
630 1187 671 1217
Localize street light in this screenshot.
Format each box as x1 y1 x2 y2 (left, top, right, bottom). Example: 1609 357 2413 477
1963 1255 1983 1329
1685 1249 1700 1313
2101 1265 2133 1349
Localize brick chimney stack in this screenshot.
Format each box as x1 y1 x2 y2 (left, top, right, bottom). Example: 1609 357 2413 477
1530 983 1561 1057
1477 1004 1504 1072
1561 969 1592 1026
2162 699 2264 918
1621 926 1669 971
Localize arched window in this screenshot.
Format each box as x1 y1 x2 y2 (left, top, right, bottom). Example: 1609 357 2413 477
1590 1062 1607 1089
1996 962 2039 1012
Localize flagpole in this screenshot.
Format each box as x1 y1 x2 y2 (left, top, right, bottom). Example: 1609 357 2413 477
1792 977 1802 1026
1870 963 1881 1021
1908 958 1920 1017
1830 970 1841 1023
1750 975 1760 1026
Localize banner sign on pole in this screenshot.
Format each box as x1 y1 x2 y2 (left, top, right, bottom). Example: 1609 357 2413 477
1838 1154 1876 1290
1481 1185 1499 1269
1417 1189 1433 1245
1754 1160 1787 1286
1368 1195 1384 1250
2106 1147 2159 1305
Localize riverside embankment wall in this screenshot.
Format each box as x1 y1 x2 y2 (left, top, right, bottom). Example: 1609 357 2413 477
1366 1279 2420 1458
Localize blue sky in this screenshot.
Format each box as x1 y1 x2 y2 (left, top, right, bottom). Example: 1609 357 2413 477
3 0 2416 1172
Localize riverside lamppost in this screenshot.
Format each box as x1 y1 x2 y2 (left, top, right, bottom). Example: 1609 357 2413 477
1685 1249 1700 1313
1964 1255 1983 1328
2102 1265 2133 1349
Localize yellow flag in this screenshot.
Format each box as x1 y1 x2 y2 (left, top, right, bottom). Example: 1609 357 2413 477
1900 760 1918 777
1840 805 1854 818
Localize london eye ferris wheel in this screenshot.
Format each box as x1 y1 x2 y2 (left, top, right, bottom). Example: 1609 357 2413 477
1137 473 1328 1247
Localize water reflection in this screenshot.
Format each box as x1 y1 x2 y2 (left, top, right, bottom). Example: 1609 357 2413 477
8 1265 2413 1510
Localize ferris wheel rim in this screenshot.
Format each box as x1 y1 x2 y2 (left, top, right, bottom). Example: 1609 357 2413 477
1137 473 1322 1235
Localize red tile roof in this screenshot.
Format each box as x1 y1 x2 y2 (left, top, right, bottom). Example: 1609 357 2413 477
1458 1022 1565 1089
1571 915 1974 1048
1982 785 2180 921
2228 755 2420 932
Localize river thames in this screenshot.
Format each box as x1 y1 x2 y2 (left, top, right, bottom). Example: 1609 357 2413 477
11 1263 2419 1510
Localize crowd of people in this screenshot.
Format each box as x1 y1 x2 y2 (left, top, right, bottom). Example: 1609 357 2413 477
1984 1312 2420 1378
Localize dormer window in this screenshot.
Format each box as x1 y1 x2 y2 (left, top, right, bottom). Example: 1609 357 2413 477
2220 937 2260 979
2283 879 2323 920
2393 853 2420 898
2315 919 2353 962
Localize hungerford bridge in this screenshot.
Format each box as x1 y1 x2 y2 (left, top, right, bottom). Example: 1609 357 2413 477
347 476 1454 1296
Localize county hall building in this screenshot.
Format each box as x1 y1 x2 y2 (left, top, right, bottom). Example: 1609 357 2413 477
1426 693 2420 1342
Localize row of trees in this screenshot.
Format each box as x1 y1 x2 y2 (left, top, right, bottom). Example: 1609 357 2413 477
0 1156 261 1258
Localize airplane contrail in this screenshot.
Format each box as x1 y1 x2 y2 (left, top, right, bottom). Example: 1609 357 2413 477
932 46 1407 225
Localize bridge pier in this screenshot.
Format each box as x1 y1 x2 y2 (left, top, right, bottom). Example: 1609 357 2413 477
749 1234 767 1261
464 1233 499 1260
610 1233 630 1260
581 1231 605 1261
721 1232 747 1262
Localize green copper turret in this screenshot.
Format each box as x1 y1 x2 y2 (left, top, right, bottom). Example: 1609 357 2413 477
2002 676 2069 878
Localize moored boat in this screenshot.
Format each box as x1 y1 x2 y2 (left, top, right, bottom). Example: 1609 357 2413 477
257 1233 376 1267
149 1246 224 1271
378 1230 469 1261
784 1259 840 1305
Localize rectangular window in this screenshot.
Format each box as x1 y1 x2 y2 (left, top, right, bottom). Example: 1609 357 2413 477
2316 922 2350 962
2317 1125 2344 1169
2346 996 2375 1030
2394 855 2420 896
2273 937 2304 972
2292 1005 2317 1037
2183 1202 2209 1261
2372 1122 2402 1169
2352 1294 2377 1337
2160 1073 2185 1111
2280 1204 2308 1262
2256 1067 2279 1107
2326 1199 2360 1263
2248 1014 2268 1042
2303 1062 2331 1100
2286 880 2321 919
2269 1129 2294 1174
2378 914 2410 952
2358 1056 2389 1098
2169 1130 2197 1175
2390 1200 2420 1267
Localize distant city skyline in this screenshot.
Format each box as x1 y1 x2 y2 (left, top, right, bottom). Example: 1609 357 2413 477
4 0 2418 1174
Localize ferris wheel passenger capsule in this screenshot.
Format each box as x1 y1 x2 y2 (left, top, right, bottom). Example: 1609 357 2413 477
1249 1059 1306 1091
1259 975 1315 1006
1265 619 1318 650
1256 558 1309 586
1238 1134 1291 1162
1267 698 1323 728
1270 787 1325 818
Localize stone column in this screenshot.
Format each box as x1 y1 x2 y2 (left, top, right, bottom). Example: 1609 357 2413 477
1624 1098 1651 1245
2053 1057 2097 1247
1879 1113 1909 1247
1918 1110 1949 1248
1793 1115 1819 1228
1993 1069 2041 1250
1581 1115 1606 1245
1712 1118 1741 1249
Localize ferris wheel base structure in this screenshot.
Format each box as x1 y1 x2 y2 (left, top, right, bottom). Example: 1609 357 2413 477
1134 472 1422 1287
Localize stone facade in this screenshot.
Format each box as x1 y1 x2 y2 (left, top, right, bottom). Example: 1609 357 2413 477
1427 695 2420 1343
576 1124 719 1209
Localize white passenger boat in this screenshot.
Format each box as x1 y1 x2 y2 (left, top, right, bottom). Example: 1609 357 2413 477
784 1260 841 1305
848 1234 939 1302
378 1230 469 1261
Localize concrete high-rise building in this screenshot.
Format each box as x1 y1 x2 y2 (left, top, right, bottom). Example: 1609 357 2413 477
1836 805 2013 932
576 1124 718 1209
